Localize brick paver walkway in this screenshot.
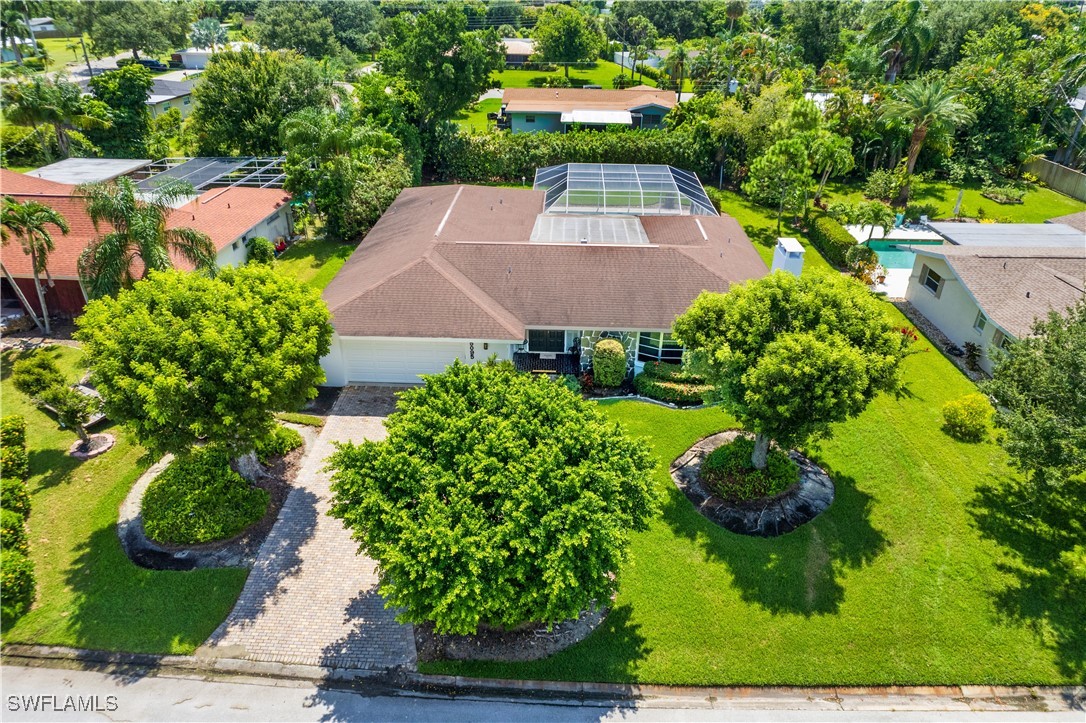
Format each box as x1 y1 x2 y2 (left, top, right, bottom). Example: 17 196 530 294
200 388 417 671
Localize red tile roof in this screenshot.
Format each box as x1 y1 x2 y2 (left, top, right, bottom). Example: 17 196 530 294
1 169 289 278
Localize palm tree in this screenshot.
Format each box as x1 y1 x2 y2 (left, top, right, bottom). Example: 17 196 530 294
77 178 217 299
1 9 29 64
191 16 228 51
880 77 974 205
810 131 855 203
281 106 399 161
863 0 932 84
1 197 70 335
1 76 109 160
664 43 688 102
725 0 746 34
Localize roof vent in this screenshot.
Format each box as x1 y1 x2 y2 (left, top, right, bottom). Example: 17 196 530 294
580 236 588 244
1026 291 1031 298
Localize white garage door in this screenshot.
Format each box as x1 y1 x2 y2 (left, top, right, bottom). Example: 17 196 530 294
341 339 469 384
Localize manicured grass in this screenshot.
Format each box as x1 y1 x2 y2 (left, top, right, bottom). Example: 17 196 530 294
275 235 355 290
709 188 837 276
276 412 325 428
454 98 502 134
822 179 1086 223
1 346 247 654
493 60 656 90
422 306 1081 684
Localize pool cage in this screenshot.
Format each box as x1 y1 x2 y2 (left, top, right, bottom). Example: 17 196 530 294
533 163 718 217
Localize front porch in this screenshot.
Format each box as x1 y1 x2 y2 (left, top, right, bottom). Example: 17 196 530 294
512 350 581 375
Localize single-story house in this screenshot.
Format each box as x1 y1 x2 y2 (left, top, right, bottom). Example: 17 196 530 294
28 17 59 34
0 169 291 319
502 37 534 67
146 77 197 118
500 87 676 133
614 47 702 72
175 42 254 70
904 244 1085 374
319 163 766 385
926 221 1085 248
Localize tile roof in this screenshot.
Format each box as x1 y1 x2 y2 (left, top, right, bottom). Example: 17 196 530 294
1 169 289 278
323 184 767 340
502 87 677 114
912 244 1086 338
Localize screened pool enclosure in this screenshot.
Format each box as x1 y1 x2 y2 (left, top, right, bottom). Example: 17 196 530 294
533 164 717 217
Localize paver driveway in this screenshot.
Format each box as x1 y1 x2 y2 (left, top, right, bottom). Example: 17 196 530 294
201 387 416 671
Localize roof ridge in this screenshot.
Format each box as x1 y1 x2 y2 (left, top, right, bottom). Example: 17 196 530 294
325 257 430 314
426 251 524 339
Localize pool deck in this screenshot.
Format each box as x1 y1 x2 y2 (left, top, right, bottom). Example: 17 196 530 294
873 268 911 298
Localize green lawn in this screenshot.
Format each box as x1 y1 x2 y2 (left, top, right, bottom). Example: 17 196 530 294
1 346 247 654
822 179 1086 223
454 98 502 134
275 235 355 290
493 60 691 91
422 302 1082 684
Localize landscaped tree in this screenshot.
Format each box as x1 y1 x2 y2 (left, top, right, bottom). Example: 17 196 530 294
742 137 811 234
76 178 216 299
863 0 933 84
809 130 855 203
79 0 191 60
984 300 1086 489
673 272 908 470
1 197 70 335
318 0 382 56
0 76 108 161
252 0 340 58
74 265 333 460
86 65 155 157
379 3 503 131
880 77 973 205
532 3 600 79
624 15 657 81
189 47 333 155
664 43 688 100
190 16 228 51
327 360 655 635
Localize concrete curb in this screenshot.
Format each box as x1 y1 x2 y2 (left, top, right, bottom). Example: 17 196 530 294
3 644 1084 712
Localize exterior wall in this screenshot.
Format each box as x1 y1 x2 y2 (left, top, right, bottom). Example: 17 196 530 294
509 112 563 134
323 335 516 386
213 208 293 270
179 51 213 69
11 278 86 317
614 51 663 70
577 330 641 376
904 255 1006 374
631 103 671 129
148 95 194 119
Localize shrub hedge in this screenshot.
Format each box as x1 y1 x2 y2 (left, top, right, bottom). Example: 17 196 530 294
0 416 28 481
1 478 31 519
593 339 627 388
1 509 29 555
0 414 33 622
1 550 36 620
942 393 993 442
633 361 713 405
254 425 304 464
700 436 800 503
808 213 856 267
142 446 269 545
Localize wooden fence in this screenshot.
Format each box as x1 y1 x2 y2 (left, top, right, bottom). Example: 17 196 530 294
1026 158 1086 202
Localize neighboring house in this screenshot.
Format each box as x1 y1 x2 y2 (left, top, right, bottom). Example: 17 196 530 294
614 47 701 72
501 87 676 133
0 169 291 318
319 163 765 385
27 16 64 38
146 77 197 118
175 42 254 70
926 221 1086 249
904 244 1085 374
502 37 534 67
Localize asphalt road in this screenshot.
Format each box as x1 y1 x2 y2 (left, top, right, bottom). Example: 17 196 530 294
3 665 1082 723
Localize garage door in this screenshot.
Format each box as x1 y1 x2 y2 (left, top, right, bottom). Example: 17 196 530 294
341 338 469 384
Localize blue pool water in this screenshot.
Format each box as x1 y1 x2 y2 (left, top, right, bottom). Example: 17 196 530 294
867 240 943 269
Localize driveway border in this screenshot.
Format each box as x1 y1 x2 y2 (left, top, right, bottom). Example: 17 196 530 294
3 644 1083 713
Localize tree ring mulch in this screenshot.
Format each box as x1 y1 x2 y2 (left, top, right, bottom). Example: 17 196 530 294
116 424 317 571
670 431 834 537
414 605 608 663
69 433 115 460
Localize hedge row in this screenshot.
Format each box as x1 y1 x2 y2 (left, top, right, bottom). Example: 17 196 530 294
633 361 714 405
1 415 35 623
434 127 714 183
807 213 856 267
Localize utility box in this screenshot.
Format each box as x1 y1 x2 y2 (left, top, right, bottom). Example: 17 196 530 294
771 237 805 277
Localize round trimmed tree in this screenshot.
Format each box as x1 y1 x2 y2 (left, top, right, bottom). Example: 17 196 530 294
74 265 332 460
674 271 909 469
328 360 656 635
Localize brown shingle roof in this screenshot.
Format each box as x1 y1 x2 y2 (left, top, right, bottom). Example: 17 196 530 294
322 184 767 340
502 87 677 114
1047 211 1086 233
914 245 1085 338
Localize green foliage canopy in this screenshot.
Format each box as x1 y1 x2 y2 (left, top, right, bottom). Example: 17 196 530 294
532 4 601 78
80 0 191 60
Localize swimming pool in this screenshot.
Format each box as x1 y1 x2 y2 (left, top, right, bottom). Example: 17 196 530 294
866 240 943 269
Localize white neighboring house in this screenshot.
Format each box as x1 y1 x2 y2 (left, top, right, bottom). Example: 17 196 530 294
319 164 767 386
905 243 1085 374
177 41 255 69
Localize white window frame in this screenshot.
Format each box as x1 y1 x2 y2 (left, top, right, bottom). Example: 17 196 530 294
637 332 683 363
920 264 942 296
973 310 987 333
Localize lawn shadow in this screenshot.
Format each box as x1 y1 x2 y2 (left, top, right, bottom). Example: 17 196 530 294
26 446 82 490
661 464 886 617
970 477 1086 680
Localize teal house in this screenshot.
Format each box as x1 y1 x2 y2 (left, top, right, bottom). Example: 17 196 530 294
500 86 677 134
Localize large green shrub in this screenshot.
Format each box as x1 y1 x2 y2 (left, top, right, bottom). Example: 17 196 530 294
592 338 627 388
327 360 656 635
701 437 799 502
0 125 96 168
863 168 903 201
1 478 31 519
633 361 713 405
142 447 269 545
254 425 304 463
942 393 993 442
1 550 36 619
246 236 275 265
807 213 857 267
1 509 29 555
0 416 29 481
11 352 65 400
